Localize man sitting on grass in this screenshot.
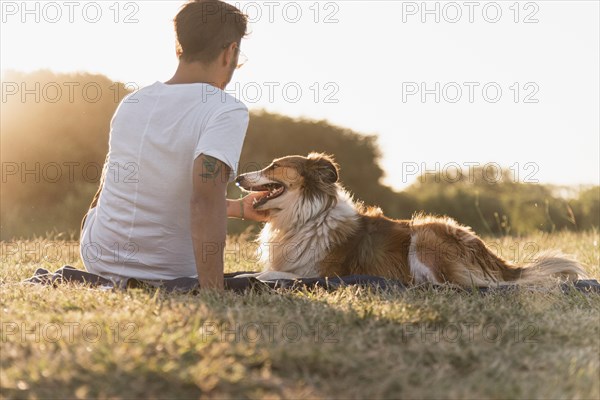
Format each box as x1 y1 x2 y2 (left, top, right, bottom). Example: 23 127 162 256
80 0 266 290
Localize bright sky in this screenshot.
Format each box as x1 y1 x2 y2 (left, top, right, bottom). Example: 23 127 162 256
1 0 599 190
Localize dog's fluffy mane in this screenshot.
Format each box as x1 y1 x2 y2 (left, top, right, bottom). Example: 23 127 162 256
259 184 361 277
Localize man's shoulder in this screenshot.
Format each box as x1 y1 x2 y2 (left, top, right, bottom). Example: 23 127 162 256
203 86 248 113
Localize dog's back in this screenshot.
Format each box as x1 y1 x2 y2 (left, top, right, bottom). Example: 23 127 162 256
319 208 414 282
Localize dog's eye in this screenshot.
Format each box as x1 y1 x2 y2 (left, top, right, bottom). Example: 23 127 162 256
271 163 279 169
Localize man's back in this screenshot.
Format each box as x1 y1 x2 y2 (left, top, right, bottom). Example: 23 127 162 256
80 82 248 281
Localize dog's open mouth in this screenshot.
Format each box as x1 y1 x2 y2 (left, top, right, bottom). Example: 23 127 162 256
247 182 285 208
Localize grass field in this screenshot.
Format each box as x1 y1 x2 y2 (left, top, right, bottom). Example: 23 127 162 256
1 230 599 399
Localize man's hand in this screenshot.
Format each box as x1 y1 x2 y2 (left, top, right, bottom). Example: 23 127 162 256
227 193 270 222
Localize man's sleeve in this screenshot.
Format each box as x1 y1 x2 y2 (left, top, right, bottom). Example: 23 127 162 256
194 106 249 182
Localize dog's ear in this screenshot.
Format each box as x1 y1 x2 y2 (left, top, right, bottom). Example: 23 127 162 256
306 153 339 184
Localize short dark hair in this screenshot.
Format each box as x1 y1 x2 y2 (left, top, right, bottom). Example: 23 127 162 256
174 0 248 64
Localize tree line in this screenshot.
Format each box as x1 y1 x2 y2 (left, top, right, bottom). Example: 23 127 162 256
1 70 597 240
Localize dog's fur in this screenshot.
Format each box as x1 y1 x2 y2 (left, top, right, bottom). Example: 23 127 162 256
235 153 587 287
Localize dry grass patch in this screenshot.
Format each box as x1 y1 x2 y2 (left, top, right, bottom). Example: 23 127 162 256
1 230 599 399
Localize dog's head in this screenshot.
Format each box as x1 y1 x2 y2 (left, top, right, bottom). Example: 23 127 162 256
235 153 340 211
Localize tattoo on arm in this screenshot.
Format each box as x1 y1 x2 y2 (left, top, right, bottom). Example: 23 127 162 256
199 155 225 182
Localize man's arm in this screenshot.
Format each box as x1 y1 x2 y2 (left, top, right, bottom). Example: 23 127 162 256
81 153 109 231
191 154 231 290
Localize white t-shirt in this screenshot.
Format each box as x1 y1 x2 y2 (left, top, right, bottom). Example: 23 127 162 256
80 81 249 281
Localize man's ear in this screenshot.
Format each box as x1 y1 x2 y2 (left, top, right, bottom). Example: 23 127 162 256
223 42 237 67
175 41 183 58
306 152 339 184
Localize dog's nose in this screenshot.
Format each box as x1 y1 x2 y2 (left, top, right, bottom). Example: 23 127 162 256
234 175 244 186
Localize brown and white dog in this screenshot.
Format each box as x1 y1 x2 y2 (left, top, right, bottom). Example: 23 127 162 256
235 153 587 287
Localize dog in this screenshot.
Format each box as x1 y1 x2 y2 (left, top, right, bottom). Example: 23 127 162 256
235 153 587 287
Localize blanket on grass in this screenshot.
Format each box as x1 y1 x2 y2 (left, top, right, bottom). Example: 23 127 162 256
22 265 600 294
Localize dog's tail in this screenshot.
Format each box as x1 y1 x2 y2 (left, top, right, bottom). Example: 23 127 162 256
504 250 586 285
465 246 588 288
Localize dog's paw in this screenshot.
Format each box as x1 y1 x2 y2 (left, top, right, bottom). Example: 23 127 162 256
253 271 303 281
232 272 263 279
232 271 302 281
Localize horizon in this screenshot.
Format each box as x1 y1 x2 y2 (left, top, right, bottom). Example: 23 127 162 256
1 0 599 190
